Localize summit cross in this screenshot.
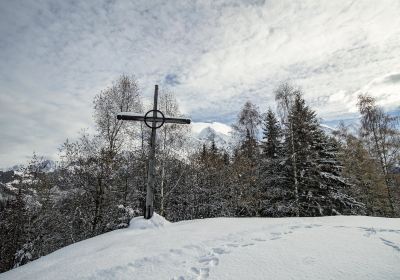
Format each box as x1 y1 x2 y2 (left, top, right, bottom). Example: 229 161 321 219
117 85 191 219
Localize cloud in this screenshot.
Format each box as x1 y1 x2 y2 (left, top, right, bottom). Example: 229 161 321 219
355 72 400 110
0 0 400 166
164 74 180 86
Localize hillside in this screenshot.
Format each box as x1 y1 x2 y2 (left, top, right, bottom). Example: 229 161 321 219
1 215 399 280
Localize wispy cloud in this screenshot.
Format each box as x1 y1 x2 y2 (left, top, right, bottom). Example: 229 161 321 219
1 0 400 166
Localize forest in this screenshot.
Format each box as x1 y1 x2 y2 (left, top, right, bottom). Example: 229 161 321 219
1 75 399 273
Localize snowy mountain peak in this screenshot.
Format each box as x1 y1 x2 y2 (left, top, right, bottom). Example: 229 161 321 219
191 122 232 137
198 127 218 141
191 122 232 149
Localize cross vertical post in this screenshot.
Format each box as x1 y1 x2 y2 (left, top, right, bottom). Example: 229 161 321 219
145 85 158 219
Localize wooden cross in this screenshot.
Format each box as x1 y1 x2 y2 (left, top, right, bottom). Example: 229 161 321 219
117 85 191 219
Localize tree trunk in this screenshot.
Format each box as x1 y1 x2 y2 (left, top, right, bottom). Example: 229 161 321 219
371 124 394 215
160 164 165 216
289 122 299 217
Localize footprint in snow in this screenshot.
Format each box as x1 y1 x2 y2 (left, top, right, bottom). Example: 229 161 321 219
183 244 202 250
199 255 219 266
300 224 322 229
241 243 255 247
170 249 183 255
380 237 400 252
359 227 400 236
212 247 230 254
270 232 282 240
190 267 210 279
382 229 400 234
302 256 316 265
270 237 281 240
358 227 377 237
252 237 267 242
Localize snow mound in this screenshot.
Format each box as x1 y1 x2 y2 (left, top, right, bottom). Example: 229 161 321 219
2 216 400 280
128 212 170 230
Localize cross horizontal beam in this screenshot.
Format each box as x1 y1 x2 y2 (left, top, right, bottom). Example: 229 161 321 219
117 112 191 125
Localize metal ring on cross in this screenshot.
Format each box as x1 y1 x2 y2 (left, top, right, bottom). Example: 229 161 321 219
144 109 165 129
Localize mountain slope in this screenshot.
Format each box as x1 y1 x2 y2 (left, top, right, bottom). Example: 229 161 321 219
1 215 399 280
191 122 232 150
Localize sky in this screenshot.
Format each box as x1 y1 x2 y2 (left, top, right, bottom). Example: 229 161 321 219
1 0 400 167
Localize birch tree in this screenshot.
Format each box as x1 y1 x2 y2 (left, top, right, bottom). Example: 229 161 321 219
357 94 400 215
275 82 301 216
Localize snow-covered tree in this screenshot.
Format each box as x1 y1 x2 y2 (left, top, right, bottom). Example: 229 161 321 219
357 94 400 215
284 93 363 216
258 109 289 216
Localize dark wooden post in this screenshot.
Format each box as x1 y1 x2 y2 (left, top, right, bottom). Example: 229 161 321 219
145 85 158 219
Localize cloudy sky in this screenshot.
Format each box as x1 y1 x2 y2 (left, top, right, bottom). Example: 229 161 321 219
1 0 400 167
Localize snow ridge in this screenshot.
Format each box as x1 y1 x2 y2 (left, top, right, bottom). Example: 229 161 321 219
1 216 399 280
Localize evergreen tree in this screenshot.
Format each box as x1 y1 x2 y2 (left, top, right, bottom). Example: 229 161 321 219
0 190 28 272
261 109 281 159
285 93 363 216
258 109 288 216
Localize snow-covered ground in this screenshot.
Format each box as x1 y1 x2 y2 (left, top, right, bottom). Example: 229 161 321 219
1 215 399 280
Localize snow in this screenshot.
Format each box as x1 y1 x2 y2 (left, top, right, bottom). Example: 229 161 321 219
118 112 183 119
1 216 399 280
190 122 233 151
191 122 232 137
118 112 144 117
128 213 170 230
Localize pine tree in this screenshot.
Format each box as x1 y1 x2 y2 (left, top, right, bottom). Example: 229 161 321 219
261 109 281 159
258 109 289 216
0 189 28 272
285 93 363 216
